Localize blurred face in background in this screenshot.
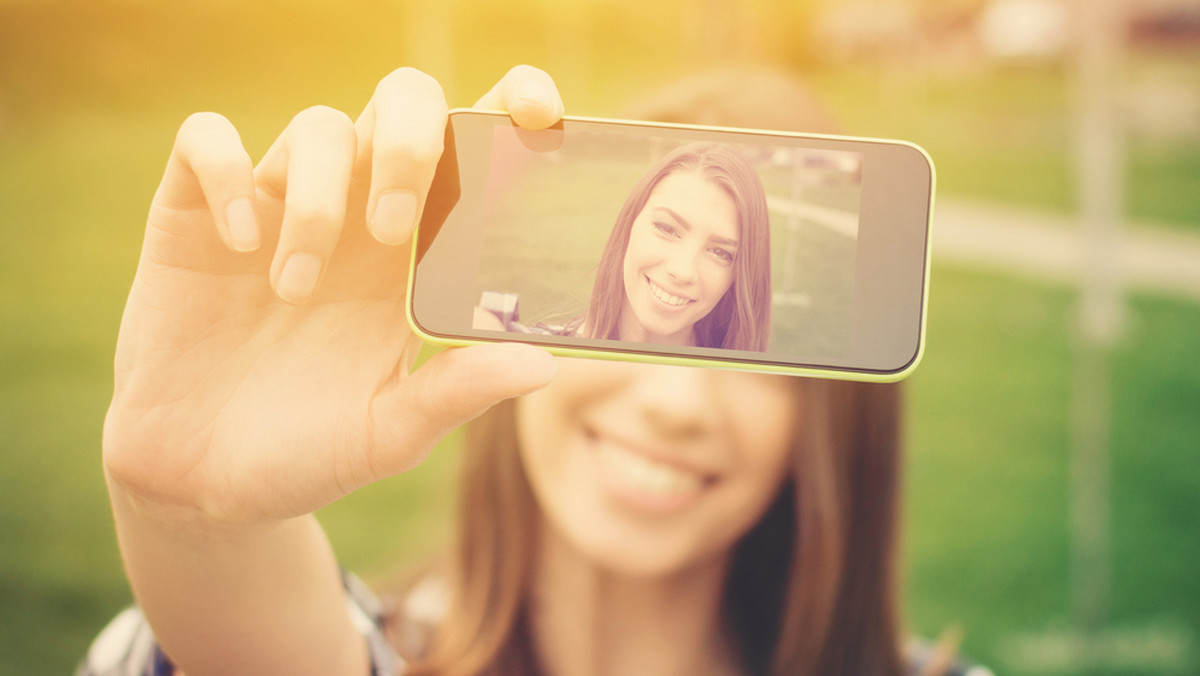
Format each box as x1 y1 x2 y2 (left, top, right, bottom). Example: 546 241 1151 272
515 358 795 577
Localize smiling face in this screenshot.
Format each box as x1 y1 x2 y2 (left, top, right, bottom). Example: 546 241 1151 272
618 171 739 346
515 359 796 578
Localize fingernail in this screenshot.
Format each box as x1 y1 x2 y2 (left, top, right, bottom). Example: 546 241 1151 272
225 198 259 252
277 252 323 303
371 190 418 245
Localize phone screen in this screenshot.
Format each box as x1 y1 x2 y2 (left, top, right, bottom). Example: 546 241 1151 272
410 112 933 380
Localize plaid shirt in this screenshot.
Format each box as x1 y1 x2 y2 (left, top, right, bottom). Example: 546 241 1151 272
77 571 993 676
74 572 402 676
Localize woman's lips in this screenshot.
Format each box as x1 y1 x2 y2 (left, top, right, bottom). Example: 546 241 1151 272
646 276 693 308
585 426 714 512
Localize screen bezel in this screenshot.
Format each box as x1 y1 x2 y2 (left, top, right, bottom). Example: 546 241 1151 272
408 110 934 381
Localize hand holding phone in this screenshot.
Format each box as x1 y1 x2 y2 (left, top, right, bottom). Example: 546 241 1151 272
410 112 935 381
103 70 563 528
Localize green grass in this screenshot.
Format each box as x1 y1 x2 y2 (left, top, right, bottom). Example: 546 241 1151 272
905 266 1200 674
905 266 1079 668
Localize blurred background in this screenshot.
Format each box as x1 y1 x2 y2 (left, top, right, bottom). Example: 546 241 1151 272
1 0 1198 673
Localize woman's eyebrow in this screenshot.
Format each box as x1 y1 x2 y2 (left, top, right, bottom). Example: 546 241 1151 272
656 206 739 247
655 206 690 230
709 233 739 248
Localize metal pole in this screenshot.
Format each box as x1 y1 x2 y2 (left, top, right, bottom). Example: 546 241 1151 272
1069 0 1126 641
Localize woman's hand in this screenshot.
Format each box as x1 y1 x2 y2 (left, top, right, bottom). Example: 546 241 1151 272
103 66 562 525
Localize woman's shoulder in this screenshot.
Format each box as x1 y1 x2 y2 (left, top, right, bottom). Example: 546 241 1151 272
528 316 584 337
76 571 405 676
383 572 451 662
73 605 166 676
905 637 995 676
474 291 584 337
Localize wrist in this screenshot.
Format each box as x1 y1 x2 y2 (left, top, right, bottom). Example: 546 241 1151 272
105 469 290 542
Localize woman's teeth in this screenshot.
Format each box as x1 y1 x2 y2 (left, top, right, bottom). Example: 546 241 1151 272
649 279 690 307
596 442 705 496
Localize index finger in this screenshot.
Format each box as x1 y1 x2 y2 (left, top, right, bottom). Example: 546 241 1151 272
156 112 260 253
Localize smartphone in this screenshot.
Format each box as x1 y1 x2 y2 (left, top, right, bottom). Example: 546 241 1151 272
408 110 934 381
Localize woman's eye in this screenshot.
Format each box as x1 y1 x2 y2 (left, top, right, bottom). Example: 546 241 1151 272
652 221 679 238
709 247 735 264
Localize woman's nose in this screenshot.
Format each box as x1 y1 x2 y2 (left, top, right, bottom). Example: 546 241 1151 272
628 365 719 439
664 246 700 284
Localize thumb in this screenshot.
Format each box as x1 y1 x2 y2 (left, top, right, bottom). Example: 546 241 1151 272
363 343 556 478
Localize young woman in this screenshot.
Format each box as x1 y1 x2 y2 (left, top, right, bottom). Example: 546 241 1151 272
399 361 904 676
79 65 942 676
583 141 771 350
478 140 771 351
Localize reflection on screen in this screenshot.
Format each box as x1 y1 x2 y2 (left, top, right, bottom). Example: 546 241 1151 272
473 125 863 358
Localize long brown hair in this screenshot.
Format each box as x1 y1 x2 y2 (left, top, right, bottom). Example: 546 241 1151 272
583 142 772 351
408 378 904 676
405 68 905 676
